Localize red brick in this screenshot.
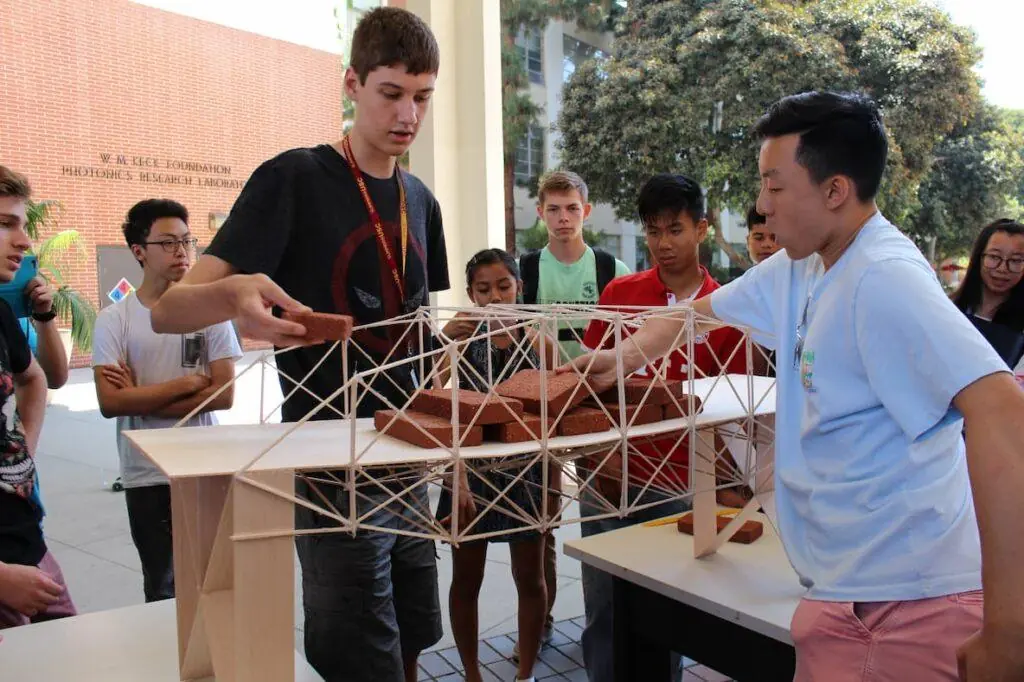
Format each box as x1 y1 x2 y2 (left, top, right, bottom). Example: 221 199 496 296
484 414 554 443
411 388 524 425
374 410 484 449
557 406 613 437
589 402 663 427
282 311 354 342
662 395 704 420
494 369 587 416
599 376 684 406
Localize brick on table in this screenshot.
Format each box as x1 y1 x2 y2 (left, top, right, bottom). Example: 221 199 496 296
479 666 504 682
419 650 457 677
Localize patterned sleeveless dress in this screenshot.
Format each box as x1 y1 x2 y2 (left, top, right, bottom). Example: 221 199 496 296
435 326 546 543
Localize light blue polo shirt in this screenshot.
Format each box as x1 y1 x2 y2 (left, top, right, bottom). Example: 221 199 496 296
711 212 1009 602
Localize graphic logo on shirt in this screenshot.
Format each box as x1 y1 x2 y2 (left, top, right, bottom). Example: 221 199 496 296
582 281 597 300
331 219 428 356
800 349 816 393
181 332 206 369
0 360 32 500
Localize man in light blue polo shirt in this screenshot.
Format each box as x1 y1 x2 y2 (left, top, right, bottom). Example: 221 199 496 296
566 91 1024 681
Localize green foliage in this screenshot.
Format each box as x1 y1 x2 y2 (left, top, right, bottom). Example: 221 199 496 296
558 0 991 262
24 200 97 352
517 218 608 252
913 105 1024 260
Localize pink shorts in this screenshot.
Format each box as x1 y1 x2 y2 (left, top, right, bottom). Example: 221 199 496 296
0 551 78 629
791 590 983 681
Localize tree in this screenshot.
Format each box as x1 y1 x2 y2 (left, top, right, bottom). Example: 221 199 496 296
913 105 1024 259
558 0 983 268
500 0 622 254
24 200 98 352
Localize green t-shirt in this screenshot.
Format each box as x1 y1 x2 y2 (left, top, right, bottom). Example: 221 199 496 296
536 245 631 360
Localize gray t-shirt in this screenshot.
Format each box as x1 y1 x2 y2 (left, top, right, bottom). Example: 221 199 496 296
92 294 242 488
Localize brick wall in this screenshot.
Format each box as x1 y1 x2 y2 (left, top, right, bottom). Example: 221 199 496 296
0 0 343 366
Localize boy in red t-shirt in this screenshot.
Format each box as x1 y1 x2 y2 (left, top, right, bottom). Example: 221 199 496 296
576 174 748 682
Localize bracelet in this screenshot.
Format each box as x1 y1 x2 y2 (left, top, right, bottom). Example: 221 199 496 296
31 310 57 323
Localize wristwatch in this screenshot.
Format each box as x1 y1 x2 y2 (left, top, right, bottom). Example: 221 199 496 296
31 310 57 323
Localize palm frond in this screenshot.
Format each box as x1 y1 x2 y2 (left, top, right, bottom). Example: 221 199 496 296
24 200 62 241
36 230 86 272
52 286 98 352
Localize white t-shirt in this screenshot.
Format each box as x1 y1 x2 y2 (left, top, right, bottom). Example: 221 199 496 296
92 293 242 488
711 212 1008 602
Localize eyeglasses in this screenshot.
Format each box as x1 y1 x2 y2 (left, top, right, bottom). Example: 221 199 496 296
982 253 1024 274
145 238 199 253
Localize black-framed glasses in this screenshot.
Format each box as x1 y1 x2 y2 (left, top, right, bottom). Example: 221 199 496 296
145 238 199 253
982 252 1024 274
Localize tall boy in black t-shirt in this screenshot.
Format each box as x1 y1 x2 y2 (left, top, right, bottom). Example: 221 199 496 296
150 8 448 681
0 166 76 628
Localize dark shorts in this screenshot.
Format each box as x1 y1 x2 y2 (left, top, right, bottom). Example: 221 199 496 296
295 476 442 682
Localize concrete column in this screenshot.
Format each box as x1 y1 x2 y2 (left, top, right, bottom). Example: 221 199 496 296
403 0 505 308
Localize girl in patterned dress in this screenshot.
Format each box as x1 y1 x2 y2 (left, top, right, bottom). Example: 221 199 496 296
436 248 558 682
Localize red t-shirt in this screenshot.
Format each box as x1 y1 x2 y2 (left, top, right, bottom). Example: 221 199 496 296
581 266 748 490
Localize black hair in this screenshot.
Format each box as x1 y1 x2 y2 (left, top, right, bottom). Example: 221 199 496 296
637 174 705 227
122 199 189 265
746 205 766 229
754 91 888 202
465 248 519 288
952 219 1024 331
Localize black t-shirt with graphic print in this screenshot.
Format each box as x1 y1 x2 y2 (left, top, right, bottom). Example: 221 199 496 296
0 299 45 567
207 144 450 423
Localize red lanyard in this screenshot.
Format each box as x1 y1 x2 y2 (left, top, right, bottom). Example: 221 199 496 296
342 135 408 300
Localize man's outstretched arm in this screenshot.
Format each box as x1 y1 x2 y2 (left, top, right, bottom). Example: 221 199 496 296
955 373 1024 679
149 255 310 346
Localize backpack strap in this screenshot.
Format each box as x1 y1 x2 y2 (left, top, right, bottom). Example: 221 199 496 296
520 250 541 305
593 247 618 297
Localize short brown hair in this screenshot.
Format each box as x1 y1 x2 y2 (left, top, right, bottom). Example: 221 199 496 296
0 165 31 201
538 170 589 205
350 7 439 84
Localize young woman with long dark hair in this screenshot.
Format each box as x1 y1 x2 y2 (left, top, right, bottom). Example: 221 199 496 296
951 219 1024 371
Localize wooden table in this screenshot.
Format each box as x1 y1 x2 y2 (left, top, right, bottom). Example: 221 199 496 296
564 512 804 681
0 599 323 682
122 374 775 681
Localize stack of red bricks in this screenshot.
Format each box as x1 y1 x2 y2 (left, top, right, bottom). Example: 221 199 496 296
375 370 703 449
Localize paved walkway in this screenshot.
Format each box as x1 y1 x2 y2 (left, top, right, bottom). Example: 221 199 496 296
35 352 731 681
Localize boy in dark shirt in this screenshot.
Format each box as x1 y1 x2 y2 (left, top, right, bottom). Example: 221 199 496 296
150 8 447 681
0 166 75 628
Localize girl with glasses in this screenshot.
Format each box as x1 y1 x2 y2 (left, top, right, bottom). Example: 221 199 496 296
952 219 1024 371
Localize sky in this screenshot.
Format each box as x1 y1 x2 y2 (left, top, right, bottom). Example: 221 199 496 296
933 0 1024 110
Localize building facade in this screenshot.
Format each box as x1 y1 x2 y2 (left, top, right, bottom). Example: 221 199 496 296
0 0 343 364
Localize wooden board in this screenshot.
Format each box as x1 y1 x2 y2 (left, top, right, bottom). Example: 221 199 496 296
124 376 775 479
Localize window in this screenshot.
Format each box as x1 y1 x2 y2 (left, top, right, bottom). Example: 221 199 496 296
562 35 608 83
515 124 545 184
515 27 544 85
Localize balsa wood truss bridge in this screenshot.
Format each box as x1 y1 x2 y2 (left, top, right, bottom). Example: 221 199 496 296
126 304 777 681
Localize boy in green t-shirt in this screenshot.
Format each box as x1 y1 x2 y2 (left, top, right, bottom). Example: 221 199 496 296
520 171 630 360
515 170 629 660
